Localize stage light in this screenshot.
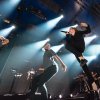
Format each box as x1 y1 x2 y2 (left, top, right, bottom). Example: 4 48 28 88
49 95 52 99
59 94 62 99
70 94 73 97
0 0 21 16
8 38 51 67
60 24 78 31
51 44 64 53
0 25 16 37
41 38 51 51
34 38 50 50
85 44 100 56
60 54 76 67
25 15 64 40
47 15 64 29
85 35 97 46
60 14 64 18
11 25 16 29
85 55 97 64
46 38 50 42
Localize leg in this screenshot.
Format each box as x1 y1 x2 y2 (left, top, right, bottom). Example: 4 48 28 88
26 75 41 97
28 65 57 97
37 65 57 86
38 84 48 100
66 45 87 66
82 64 95 90
65 44 82 57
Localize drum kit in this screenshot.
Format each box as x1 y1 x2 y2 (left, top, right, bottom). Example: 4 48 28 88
74 72 100 99
74 72 100 92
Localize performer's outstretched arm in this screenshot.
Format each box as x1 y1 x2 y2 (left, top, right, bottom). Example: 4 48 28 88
53 55 67 72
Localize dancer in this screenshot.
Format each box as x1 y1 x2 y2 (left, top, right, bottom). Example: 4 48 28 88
27 43 67 100
61 22 96 90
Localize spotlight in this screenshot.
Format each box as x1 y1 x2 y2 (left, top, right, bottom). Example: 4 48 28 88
60 43 64 47
85 35 97 46
11 25 16 29
93 35 97 38
59 94 62 99
49 95 52 99
60 15 64 19
51 44 64 53
70 94 73 98
46 38 50 42
0 25 16 37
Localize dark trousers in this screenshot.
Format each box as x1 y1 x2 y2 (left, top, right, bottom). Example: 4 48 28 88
29 65 57 99
65 44 94 90
65 44 84 58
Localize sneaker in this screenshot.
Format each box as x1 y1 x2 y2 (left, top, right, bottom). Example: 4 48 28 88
80 59 88 66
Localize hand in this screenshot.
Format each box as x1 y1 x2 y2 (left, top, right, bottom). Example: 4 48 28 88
62 64 67 72
80 23 88 27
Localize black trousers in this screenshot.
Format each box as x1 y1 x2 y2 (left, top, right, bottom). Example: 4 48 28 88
65 44 94 90
65 44 85 58
29 65 57 99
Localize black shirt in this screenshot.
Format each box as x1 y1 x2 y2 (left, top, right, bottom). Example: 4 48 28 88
66 25 91 50
43 49 57 68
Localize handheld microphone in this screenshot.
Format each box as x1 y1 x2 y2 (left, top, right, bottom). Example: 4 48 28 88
61 31 67 33
61 31 69 34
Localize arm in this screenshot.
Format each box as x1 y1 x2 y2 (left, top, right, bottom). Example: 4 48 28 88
53 55 67 72
49 50 67 72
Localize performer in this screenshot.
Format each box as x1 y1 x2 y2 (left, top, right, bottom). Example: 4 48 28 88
61 22 91 66
0 36 9 47
27 43 67 100
61 22 96 90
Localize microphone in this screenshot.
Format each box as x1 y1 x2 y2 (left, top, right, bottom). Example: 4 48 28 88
61 31 69 34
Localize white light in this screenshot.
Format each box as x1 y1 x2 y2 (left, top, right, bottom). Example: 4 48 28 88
86 44 100 56
59 94 62 99
85 35 97 46
46 38 50 42
51 44 64 53
11 25 16 29
70 94 73 97
0 0 21 16
0 25 16 37
60 15 64 18
47 15 64 28
85 55 97 64
49 95 52 99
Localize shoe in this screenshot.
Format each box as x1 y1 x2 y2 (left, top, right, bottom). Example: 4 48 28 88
80 59 88 66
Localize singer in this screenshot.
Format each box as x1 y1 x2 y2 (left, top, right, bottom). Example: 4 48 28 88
61 22 96 90
61 23 91 66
